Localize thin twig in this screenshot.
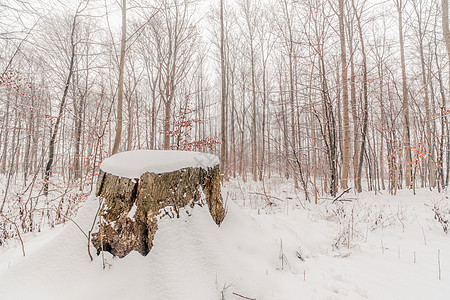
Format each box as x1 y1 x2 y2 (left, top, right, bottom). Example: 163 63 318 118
34 207 87 238
250 192 283 202
438 249 441 280
88 198 104 261
1 213 25 256
332 188 352 204
232 292 256 300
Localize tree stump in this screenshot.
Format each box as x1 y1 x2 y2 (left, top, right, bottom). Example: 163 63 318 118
91 150 225 258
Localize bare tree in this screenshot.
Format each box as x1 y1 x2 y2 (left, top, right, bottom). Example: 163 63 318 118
240 0 259 181
44 1 89 195
352 0 368 193
395 0 413 188
338 0 351 189
151 0 198 150
112 0 127 155
220 0 227 177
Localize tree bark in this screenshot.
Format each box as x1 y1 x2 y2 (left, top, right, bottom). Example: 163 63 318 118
339 0 350 190
284 0 299 189
220 0 227 178
353 0 368 193
345 11 359 188
112 0 127 155
443 0 450 63
396 0 412 188
250 30 258 182
93 161 225 258
1 95 10 174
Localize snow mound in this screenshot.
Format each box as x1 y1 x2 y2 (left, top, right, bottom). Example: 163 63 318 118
100 150 219 178
0 194 298 300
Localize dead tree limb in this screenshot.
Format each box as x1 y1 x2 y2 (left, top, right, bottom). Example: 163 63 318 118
232 292 256 300
332 188 352 204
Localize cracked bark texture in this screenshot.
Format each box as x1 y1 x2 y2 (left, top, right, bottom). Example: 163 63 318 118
92 165 225 258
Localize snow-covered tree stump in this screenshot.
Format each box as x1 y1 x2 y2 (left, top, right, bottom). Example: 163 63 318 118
92 150 225 258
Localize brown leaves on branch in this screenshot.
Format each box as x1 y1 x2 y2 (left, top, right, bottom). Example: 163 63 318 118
162 101 220 152
0 69 39 99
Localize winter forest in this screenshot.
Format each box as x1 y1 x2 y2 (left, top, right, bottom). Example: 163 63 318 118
1 0 450 299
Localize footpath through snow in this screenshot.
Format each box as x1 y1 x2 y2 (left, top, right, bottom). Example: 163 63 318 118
0 179 449 299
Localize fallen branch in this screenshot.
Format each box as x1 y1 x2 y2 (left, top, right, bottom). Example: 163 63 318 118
332 188 352 204
232 292 256 300
296 251 305 261
250 192 282 203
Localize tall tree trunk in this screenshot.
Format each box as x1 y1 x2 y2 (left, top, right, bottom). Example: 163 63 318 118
74 89 85 180
44 13 78 195
220 0 227 178
163 78 174 150
420 34 434 188
378 64 386 190
346 13 359 188
435 37 448 188
240 71 246 179
443 0 450 88
24 91 34 184
74 42 89 181
112 0 127 155
279 69 290 180
231 67 236 178
339 0 350 189
287 8 299 189
319 52 338 197
250 39 258 182
308 58 318 203
259 46 267 181
413 0 435 188
442 0 450 185
396 0 412 188
1 94 10 174
127 93 133 151
353 0 368 193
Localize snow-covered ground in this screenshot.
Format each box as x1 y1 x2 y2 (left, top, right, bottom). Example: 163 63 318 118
0 177 449 299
